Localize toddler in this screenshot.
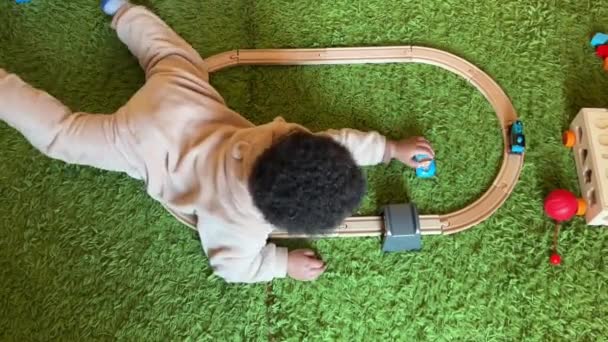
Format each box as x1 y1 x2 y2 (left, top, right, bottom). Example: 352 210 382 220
0 1 434 283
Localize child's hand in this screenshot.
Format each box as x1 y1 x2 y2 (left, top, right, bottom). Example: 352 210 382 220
384 137 435 168
287 249 326 281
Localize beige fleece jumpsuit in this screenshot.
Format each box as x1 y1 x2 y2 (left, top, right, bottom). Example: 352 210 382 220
0 5 388 283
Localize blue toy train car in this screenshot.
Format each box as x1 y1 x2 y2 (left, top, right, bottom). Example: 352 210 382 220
414 154 436 178
509 120 525 154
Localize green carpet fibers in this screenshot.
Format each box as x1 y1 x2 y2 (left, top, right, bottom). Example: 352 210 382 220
1 0 608 340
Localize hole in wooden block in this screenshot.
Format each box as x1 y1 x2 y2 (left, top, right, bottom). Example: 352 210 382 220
585 169 593 183
596 119 608 129
600 135 608 146
588 189 597 206
577 126 584 142
580 148 588 164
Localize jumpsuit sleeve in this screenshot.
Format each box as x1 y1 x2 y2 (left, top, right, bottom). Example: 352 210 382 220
196 215 288 283
321 128 388 166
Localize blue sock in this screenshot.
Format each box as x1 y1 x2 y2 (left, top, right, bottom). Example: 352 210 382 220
100 0 127 16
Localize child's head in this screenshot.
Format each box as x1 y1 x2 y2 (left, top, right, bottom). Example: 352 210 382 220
249 130 366 235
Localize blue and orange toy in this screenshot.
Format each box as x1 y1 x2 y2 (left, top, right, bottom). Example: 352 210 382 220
591 32 608 71
591 32 608 48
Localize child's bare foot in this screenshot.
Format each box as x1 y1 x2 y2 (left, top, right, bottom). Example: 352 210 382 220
100 0 128 16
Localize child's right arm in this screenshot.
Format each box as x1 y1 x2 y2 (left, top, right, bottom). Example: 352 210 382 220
322 128 434 168
196 215 289 283
321 128 387 166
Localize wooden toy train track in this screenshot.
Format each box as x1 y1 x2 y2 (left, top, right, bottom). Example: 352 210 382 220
203 46 524 239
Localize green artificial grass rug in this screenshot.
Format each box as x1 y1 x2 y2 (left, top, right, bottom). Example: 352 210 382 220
2 0 608 340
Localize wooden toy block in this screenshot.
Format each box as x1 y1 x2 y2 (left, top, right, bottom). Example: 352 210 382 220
569 108 608 226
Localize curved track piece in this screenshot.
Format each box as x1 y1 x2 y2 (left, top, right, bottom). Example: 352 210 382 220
204 46 524 237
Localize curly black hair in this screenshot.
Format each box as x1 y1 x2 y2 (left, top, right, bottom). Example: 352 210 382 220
249 131 366 235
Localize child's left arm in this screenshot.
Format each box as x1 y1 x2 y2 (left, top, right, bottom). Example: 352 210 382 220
0 69 137 176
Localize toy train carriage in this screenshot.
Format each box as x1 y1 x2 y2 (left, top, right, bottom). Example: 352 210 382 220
509 120 525 154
